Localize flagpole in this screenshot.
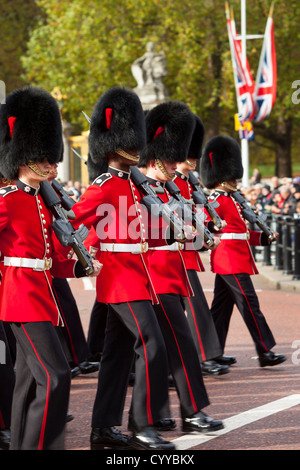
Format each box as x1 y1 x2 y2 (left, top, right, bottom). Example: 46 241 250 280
240 0 249 188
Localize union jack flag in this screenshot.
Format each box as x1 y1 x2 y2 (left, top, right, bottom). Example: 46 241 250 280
226 4 256 122
253 13 277 122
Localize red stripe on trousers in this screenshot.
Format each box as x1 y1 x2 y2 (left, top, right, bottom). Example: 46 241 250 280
0 410 5 429
126 302 153 426
232 274 269 352
186 296 206 361
21 324 50 450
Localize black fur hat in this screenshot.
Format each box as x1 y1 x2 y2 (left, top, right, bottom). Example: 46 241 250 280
188 114 205 159
139 100 195 167
0 86 63 180
89 86 146 171
200 135 243 189
86 152 109 183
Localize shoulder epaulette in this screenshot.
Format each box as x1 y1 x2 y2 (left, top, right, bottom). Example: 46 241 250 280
92 173 112 187
208 191 220 201
0 185 18 197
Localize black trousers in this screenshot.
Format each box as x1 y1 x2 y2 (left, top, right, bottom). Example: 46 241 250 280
211 273 276 355
9 322 71 450
183 270 222 362
52 277 91 366
154 294 209 418
0 321 15 430
91 300 170 429
87 299 108 359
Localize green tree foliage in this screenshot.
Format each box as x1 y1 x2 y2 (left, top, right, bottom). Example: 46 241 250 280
17 0 300 172
0 0 41 92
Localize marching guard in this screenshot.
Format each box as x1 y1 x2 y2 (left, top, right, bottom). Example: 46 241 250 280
200 135 286 367
70 86 174 450
173 114 229 375
0 86 101 450
137 101 224 434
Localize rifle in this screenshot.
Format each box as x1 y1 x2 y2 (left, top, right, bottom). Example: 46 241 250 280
52 178 75 210
165 180 215 248
231 190 275 242
39 180 94 275
188 171 223 230
129 166 187 243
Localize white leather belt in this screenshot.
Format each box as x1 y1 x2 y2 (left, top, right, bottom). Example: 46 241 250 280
4 256 53 271
218 233 249 240
149 242 183 251
100 242 148 254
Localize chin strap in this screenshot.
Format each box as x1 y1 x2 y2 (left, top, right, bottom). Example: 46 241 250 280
27 161 50 177
186 159 196 169
115 149 139 162
220 181 237 192
155 159 173 180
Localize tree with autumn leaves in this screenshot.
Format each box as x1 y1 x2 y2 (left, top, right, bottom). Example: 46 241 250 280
2 0 300 177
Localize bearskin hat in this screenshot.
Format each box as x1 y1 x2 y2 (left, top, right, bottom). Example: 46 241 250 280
0 86 63 181
139 100 195 167
89 86 146 171
188 114 205 160
86 152 108 183
200 135 243 189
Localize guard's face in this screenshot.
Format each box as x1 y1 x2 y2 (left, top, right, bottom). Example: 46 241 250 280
227 179 239 191
27 159 58 180
159 160 177 181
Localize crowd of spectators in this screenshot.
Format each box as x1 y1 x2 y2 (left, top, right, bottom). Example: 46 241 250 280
240 175 300 217
61 180 88 202
62 173 300 218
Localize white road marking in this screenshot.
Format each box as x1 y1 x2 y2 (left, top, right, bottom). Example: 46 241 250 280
82 277 95 290
173 394 300 450
203 288 262 293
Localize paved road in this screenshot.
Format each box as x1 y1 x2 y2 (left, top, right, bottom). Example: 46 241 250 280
65 254 300 451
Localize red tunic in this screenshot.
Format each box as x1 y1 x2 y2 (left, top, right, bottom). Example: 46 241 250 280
173 172 205 272
0 181 77 325
206 190 264 275
71 169 157 304
144 176 193 297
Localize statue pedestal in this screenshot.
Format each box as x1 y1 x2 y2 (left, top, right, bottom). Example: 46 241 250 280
133 84 169 110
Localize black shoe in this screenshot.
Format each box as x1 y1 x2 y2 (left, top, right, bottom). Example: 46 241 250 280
154 418 176 432
90 427 132 450
79 361 99 374
168 374 175 388
128 372 135 386
128 415 176 432
182 411 224 433
131 426 175 450
66 412 74 423
201 361 229 376
214 355 237 366
0 429 10 450
258 351 286 368
71 366 81 378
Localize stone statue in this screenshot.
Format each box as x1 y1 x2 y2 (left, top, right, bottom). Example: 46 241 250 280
131 42 169 109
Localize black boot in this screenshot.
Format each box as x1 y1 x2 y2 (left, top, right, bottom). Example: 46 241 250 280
182 411 224 433
201 361 229 376
258 351 286 367
90 427 132 450
0 429 10 450
131 425 175 450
